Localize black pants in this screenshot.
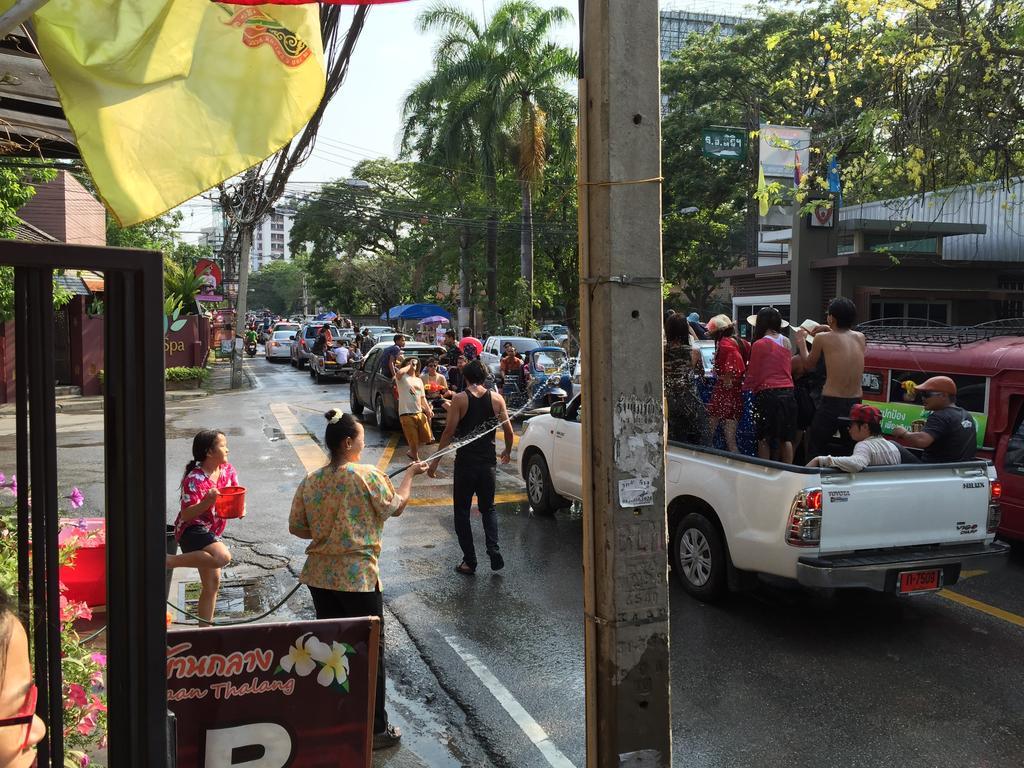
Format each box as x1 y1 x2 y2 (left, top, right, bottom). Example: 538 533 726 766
806 395 860 459
308 586 388 734
453 461 499 568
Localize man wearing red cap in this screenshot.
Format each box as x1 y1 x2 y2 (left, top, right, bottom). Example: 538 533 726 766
892 376 977 463
807 404 901 471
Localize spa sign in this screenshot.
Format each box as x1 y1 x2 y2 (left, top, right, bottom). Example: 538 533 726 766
167 618 379 768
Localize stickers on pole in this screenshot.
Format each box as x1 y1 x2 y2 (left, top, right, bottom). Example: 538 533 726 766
619 476 654 508
167 618 379 768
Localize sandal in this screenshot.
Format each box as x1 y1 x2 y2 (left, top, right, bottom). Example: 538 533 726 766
454 561 476 575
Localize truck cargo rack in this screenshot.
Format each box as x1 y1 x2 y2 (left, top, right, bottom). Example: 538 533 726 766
857 318 1024 347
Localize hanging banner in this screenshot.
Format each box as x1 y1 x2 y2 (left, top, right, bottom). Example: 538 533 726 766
759 124 811 179
167 618 379 768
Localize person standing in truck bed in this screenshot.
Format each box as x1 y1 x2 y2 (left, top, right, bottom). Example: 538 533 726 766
795 297 865 459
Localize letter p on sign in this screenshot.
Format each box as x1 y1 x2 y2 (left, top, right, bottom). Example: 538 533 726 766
205 723 292 767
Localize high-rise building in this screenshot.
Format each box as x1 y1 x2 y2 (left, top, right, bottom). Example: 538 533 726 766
659 9 744 61
249 205 296 273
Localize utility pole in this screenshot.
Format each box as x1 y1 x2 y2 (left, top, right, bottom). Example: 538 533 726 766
578 1 672 766
230 225 252 389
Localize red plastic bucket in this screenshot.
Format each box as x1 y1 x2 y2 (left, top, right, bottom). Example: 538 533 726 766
58 518 106 608
215 486 246 519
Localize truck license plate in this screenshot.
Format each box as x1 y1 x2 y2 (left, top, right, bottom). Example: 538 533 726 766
898 569 942 594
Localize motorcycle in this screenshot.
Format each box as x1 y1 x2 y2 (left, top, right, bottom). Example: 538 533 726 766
244 338 257 357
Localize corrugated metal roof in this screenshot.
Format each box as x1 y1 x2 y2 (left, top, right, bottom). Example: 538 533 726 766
841 179 1024 262
54 274 89 296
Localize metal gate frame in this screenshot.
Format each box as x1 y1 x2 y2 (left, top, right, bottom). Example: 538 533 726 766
3 240 166 766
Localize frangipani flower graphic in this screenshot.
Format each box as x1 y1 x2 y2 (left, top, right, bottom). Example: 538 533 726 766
279 634 317 677
309 639 351 688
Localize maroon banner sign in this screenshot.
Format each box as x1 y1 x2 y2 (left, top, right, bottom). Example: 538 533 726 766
167 618 379 768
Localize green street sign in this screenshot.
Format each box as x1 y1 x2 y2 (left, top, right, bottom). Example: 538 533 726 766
701 128 746 160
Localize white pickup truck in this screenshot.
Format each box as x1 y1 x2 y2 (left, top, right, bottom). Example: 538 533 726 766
518 396 1010 601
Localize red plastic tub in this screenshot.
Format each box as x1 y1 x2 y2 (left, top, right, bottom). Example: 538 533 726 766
58 518 106 608
215 486 246 519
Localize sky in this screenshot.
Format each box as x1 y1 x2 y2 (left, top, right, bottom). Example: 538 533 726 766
177 0 756 237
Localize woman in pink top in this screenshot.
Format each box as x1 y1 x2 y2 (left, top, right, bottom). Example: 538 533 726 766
745 308 798 463
167 430 238 622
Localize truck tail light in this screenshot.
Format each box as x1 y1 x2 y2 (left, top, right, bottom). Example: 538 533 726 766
990 481 1002 501
988 480 1002 534
787 488 823 547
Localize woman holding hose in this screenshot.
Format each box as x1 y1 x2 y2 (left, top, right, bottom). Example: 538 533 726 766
289 410 427 751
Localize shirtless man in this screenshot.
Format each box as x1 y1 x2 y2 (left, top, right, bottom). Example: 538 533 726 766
795 297 866 459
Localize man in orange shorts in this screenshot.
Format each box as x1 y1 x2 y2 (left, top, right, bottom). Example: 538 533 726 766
396 358 434 461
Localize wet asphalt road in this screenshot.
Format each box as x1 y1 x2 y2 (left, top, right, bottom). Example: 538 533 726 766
21 353 1024 767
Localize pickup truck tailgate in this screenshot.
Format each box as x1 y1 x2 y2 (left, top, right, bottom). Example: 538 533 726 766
817 463 993 555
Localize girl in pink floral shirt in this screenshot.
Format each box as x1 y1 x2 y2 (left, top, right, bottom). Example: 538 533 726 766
167 430 237 622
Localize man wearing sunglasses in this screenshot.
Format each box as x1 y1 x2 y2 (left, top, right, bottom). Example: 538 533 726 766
807 404 901 471
892 376 977 463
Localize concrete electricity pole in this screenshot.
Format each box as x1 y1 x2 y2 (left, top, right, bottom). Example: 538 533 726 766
577 1 672 766
230 226 252 389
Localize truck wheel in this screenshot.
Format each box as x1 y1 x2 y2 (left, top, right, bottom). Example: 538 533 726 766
525 453 566 514
672 513 727 602
350 386 364 415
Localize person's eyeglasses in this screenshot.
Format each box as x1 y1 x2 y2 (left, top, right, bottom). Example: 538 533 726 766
918 391 939 399
0 682 37 750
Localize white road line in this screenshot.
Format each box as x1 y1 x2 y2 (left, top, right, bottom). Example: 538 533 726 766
444 635 578 768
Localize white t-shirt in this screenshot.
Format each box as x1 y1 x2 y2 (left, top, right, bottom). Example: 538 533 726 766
333 346 349 365
397 374 426 415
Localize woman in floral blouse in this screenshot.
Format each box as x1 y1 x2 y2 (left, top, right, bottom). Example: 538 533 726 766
289 410 426 751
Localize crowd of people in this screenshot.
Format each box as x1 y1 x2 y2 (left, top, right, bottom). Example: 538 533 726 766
667 297 979 471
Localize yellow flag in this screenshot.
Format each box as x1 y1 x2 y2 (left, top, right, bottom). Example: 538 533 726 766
755 162 770 217
11 0 325 226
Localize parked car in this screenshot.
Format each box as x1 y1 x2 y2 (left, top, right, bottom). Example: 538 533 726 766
519 394 1009 601
360 325 398 344
350 341 445 430
480 336 542 377
264 330 295 362
290 323 341 369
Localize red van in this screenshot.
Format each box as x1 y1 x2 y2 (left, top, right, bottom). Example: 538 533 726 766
861 326 1024 543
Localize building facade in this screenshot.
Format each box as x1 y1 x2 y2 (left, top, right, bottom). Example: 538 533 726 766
659 10 744 61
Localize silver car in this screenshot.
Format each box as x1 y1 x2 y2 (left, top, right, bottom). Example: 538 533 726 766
265 330 295 361
481 336 542 377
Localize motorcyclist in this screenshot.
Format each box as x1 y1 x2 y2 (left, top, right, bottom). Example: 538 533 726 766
244 326 258 351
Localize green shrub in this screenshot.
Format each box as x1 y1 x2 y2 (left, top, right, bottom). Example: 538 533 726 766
165 366 208 382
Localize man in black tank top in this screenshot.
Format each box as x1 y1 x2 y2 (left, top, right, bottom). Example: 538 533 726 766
428 360 515 574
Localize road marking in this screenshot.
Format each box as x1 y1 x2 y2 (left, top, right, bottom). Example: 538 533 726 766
376 434 399 471
938 590 1024 629
444 636 577 768
407 492 528 508
270 403 326 473
958 569 988 581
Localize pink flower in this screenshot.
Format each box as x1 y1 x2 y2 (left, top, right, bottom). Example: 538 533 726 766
67 488 85 509
89 652 106 667
76 712 97 736
59 595 92 623
90 670 104 689
67 683 88 708
79 755 89 767
0 472 5 485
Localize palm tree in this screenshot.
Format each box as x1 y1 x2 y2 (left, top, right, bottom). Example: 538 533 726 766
402 1 576 326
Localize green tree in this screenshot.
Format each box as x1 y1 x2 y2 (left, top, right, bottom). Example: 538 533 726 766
249 259 306 316
0 165 62 322
405 1 576 322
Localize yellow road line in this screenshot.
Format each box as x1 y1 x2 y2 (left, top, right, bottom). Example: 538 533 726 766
270 403 326 473
958 569 988 581
407 492 528 508
376 434 399 471
938 589 1024 630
